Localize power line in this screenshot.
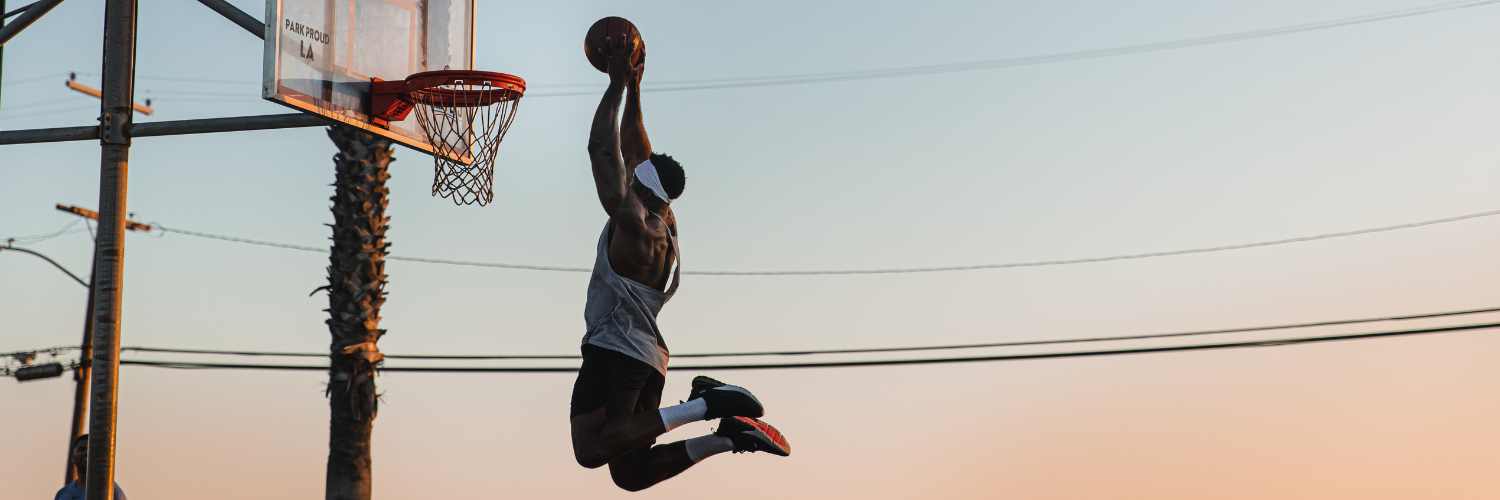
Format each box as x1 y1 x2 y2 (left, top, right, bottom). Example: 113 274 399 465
4 219 83 245
154 207 1500 276
72 72 259 85
10 304 1492 361
112 322 1500 372
526 0 1500 97
0 96 91 112
139 89 255 97
647 306 1500 357
0 72 69 87
697 209 1500 275
0 244 89 287
155 225 324 251
154 224 596 272
82 306 1500 359
0 105 99 121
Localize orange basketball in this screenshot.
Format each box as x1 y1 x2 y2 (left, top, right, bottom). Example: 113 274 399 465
585 17 644 73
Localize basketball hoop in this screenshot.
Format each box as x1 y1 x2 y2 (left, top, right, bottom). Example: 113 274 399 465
371 70 526 206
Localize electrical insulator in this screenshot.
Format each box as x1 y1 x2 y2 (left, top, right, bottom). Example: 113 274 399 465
14 363 65 382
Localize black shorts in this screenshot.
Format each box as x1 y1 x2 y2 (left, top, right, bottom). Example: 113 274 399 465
569 344 666 419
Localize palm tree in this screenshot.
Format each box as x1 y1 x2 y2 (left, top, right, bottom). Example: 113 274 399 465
322 125 393 500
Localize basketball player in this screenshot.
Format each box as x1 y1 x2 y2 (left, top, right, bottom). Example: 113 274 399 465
569 35 791 491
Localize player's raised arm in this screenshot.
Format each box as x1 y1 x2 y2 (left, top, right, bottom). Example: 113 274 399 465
585 36 646 225
620 43 651 170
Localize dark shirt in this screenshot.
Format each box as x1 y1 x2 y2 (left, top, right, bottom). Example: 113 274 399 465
54 480 126 500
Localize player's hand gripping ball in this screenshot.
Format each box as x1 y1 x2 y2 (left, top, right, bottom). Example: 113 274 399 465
585 16 644 73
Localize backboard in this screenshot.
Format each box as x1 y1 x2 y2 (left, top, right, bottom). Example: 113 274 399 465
263 0 475 160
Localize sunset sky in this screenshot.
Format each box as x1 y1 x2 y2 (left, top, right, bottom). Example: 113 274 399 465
4 0 1500 498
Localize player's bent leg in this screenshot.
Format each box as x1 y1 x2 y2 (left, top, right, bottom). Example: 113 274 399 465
570 407 673 469
570 346 672 468
569 349 784 485
607 441 696 492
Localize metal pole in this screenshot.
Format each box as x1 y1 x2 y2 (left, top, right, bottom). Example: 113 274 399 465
1 0 7 121
0 0 66 47
66 249 97 484
194 0 262 39
0 113 332 145
85 0 134 497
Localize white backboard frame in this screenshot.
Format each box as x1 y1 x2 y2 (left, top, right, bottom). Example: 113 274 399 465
262 0 477 160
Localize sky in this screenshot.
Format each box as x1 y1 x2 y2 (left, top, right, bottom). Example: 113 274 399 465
4 0 1500 498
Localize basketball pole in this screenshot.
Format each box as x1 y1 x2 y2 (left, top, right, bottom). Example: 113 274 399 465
84 0 136 498
1 0 7 122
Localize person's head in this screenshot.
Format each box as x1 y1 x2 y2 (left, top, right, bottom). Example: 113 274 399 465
631 153 685 212
71 434 89 477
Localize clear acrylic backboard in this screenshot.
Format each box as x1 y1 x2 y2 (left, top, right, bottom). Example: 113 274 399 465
263 0 475 160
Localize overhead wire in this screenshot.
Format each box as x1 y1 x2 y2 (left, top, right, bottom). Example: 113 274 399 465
71 72 259 85
529 0 1500 97
629 305 1500 357
4 219 83 245
0 72 70 87
112 322 1500 372
0 105 101 121
0 244 89 287
139 89 258 97
696 208 1500 275
10 305 1494 361
10 228 90 245
151 207 1500 276
0 96 92 112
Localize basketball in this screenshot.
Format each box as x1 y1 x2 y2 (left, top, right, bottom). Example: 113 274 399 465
584 17 644 73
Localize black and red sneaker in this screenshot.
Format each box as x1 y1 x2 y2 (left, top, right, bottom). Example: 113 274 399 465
687 375 765 419
715 416 791 457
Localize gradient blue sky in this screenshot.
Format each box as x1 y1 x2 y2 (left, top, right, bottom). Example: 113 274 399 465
4 0 1500 498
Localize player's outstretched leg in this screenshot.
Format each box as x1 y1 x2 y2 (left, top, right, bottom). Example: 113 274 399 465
678 416 793 463
717 417 792 456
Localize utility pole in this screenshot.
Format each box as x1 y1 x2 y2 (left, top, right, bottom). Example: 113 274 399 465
55 205 151 484
85 0 137 498
67 250 96 484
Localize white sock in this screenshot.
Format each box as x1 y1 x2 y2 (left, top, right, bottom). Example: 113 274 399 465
684 434 735 462
658 398 708 432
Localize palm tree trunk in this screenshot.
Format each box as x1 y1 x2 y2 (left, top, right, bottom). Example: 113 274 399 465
323 125 393 500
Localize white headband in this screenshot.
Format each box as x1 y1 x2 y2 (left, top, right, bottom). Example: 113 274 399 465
634 159 673 203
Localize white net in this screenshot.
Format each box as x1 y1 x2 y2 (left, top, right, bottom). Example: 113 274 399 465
411 82 521 206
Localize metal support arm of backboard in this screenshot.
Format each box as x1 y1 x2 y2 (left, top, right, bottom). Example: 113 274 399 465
0 0 64 46
4 3 35 19
0 113 331 145
196 0 263 40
